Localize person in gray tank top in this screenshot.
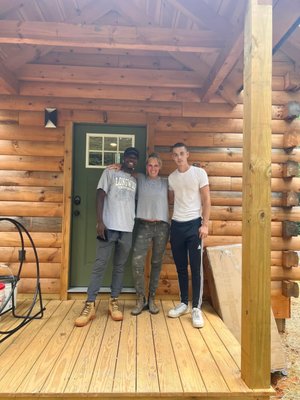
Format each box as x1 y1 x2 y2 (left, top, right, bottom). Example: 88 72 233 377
131 153 169 315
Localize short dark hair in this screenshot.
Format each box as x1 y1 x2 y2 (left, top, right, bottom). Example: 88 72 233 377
171 142 188 151
124 147 139 159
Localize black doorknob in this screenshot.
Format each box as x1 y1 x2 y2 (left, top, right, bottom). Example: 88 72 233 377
73 210 80 216
74 195 81 205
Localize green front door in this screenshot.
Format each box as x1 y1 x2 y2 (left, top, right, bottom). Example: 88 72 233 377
70 123 146 290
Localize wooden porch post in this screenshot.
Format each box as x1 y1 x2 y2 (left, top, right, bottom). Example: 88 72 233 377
241 0 272 388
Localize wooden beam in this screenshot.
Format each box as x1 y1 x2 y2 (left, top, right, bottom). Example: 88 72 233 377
17 64 204 88
0 21 223 53
241 0 272 389
3 0 114 71
167 0 234 37
201 31 244 102
0 60 19 94
17 82 202 103
272 0 300 49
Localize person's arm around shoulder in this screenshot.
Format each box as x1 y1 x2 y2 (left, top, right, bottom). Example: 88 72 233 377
199 184 210 239
96 188 107 239
168 189 174 205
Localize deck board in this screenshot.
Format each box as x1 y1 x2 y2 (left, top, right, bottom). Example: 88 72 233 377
0 299 274 400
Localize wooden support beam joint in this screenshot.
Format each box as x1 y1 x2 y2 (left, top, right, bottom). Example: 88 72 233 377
282 251 299 268
282 280 299 298
283 127 300 152
282 101 300 121
282 191 299 208
282 220 299 237
282 160 299 178
284 72 300 92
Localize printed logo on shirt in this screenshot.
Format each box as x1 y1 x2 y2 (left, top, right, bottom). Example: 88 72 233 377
114 176 137 192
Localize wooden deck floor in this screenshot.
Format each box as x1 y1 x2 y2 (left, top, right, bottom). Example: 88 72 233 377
0 299 273 400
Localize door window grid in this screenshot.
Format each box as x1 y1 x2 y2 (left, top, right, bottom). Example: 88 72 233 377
86 133 135 168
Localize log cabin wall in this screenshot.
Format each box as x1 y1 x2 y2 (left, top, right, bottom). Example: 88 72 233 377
0 0 299 322
0 72 299 319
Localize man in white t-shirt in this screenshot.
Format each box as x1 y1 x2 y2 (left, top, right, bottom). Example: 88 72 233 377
168 143 210 328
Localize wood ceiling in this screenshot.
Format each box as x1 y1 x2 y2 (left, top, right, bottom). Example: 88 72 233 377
0 0 299 105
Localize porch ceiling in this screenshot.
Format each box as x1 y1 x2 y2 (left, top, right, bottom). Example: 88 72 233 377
0 0 299 104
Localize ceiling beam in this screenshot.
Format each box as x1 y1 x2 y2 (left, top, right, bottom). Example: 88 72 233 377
0 60 19 94
17 64 204 88
2 0 114 71
166 0 233 37
201 30 244 102
0 21 223 53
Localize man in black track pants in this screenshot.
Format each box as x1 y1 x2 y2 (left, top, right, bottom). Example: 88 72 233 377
167 143 211 328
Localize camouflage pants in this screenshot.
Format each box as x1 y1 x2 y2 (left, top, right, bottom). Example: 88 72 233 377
132 220 169 296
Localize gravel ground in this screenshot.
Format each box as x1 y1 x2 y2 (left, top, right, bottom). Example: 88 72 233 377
271 288 300 400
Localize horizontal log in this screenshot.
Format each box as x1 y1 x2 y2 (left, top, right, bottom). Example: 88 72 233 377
182 103 287 120
0 139 64 157
155 131 284 149
0 186 63 202
0 124 64 142
206 177 300 192
0 110 18 123
157 148 300 163
161 160 285 178
202 235 300 250
209 220 283 237
0 247 61 262
0 217 62 232
19 64 205 88
17 277 60 294
156 117 300 134
20 81 202 103
0 232 62 248
0 171 64 187
0 155 64 172
209 191 290 207
7 98 182 119
7 262 61 278
209 206 300 222
60 110 148 125
271 266 300 281
0 201 63 217
0 21 223 53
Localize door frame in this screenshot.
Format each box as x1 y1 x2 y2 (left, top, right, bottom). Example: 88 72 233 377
60 116 155 300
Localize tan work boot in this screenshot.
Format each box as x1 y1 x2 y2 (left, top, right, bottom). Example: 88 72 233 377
131 295 147 316
148 295 159 314
75 301 95 327
108 297 123 321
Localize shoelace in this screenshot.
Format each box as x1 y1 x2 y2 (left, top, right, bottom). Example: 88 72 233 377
111 301 119 311
81 304 92 316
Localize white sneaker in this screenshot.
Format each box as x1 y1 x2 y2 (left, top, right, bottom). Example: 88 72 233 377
168 302 189 318
192 307 204 328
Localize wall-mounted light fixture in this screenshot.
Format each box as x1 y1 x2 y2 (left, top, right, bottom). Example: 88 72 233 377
45 108 57 128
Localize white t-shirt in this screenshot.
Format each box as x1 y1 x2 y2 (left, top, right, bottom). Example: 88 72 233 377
168 165 209 222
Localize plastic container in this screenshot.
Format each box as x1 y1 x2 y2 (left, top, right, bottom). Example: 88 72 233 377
0 265 17 314
0 282 5 312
